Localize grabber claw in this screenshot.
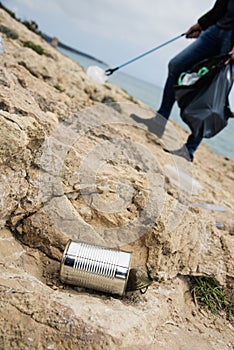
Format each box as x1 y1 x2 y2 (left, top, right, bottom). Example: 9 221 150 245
105 67 119 76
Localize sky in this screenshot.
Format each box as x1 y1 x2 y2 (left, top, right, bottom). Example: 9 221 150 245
2 0 215 86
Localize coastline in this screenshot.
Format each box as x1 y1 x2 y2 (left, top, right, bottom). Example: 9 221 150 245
42 32 108 66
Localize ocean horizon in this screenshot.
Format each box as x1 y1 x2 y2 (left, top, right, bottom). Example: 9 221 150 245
58 46 234 160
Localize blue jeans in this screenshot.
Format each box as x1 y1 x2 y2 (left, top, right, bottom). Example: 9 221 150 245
158 25 232 155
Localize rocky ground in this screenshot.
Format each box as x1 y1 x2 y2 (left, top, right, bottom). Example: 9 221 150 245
0 8 233 350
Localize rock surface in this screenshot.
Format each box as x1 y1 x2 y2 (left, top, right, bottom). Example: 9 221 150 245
0 9 233 349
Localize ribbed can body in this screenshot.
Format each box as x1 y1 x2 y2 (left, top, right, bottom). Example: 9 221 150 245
60 240 131 295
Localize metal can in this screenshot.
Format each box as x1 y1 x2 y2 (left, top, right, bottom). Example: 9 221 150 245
60 240 132 296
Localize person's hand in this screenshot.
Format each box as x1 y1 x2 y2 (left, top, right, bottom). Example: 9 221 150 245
225 46 234 64
185 23 202 39
229 46 234 60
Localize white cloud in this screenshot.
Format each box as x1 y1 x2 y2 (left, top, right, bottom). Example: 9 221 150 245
5 0 214 47
17 0 210 47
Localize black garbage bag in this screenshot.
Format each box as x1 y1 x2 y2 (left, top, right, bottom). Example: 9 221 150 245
175 54 234 139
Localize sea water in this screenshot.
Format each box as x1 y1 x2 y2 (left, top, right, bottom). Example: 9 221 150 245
58 46 234 160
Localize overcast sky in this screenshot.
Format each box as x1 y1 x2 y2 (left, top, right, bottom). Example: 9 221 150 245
3 0 214 85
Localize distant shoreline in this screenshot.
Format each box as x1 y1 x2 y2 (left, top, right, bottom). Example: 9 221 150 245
42 32 107 66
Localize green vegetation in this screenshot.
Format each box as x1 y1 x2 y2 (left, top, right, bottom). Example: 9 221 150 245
23 41 44 55
0 2 54 58
22 20 41 36
0 2 41 36
0 25 18 39
22 40 54 59
102 95 122 113
190 276 234 322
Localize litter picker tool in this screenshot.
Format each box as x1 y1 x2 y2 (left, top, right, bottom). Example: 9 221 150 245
87 33 185 84
105 33 185 76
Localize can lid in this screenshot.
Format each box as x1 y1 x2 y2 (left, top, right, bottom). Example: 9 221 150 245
60 239 72 277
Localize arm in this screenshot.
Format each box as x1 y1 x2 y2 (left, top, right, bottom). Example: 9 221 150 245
198 0 228 30
185 0 228 39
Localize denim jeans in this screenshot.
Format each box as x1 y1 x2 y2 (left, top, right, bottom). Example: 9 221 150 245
158 25 232 155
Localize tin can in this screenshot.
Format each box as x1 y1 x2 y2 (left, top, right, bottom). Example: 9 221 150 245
60 240 132 295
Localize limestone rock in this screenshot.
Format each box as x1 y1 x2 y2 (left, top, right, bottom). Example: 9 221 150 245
0 8 233 349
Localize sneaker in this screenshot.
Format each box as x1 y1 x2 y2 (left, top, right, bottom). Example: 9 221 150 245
130 113 166 138
163 146 194 162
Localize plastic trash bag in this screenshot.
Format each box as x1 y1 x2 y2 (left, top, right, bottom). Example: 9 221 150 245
175 55 234 138
86 66 108 85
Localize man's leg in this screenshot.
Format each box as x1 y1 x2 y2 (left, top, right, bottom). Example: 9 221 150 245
158 25 221 119
163 133 203 162
184 134 203 160
131 25 221 138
